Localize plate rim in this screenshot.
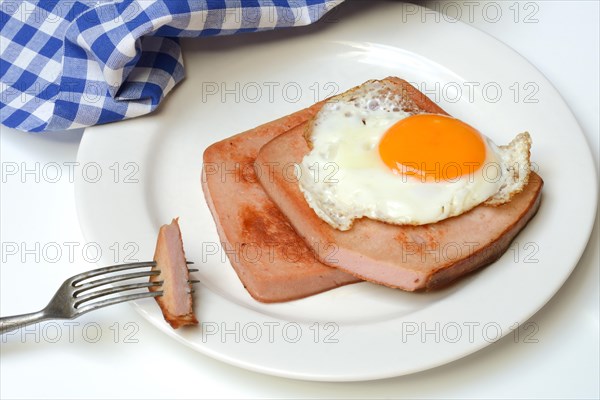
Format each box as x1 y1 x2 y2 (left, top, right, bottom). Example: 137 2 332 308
74 1 599 381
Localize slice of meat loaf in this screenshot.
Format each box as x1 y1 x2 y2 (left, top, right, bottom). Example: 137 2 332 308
202 106 361 303
151 218 198 329
256 79 543 291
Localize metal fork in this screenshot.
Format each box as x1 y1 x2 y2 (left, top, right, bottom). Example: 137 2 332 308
0 261 198 335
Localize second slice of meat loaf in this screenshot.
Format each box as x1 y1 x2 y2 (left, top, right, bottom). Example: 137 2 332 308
255 78 543 291
202 106 361 303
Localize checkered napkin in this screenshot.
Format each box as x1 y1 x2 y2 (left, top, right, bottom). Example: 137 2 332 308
0 0 343 132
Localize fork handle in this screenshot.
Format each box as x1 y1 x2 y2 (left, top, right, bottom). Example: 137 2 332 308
0 311 49 335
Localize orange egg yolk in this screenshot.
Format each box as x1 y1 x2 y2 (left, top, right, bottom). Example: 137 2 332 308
378 114 486 182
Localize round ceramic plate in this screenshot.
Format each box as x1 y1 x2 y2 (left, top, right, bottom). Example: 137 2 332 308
75 2 597 381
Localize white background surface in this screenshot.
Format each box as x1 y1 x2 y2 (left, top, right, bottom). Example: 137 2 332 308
1 1 598 398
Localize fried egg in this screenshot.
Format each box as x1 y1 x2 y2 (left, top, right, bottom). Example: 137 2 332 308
298 80 532 231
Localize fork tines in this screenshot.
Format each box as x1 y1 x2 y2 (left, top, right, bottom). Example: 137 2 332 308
69 261 198 314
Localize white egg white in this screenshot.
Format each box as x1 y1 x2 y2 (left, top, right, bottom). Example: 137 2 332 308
298 84 531 231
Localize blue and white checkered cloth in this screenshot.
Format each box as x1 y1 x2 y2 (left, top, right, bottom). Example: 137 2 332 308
1 0 343 132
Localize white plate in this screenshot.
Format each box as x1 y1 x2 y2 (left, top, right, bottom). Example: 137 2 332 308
75 2 597 381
